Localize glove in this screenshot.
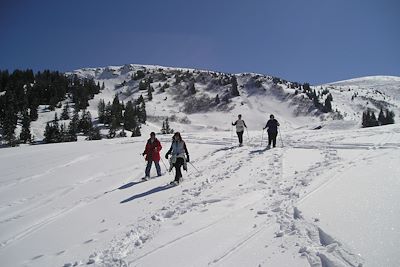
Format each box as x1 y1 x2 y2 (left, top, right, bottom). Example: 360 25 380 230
165 153 169 159
186 155 190 163
142 152 145 156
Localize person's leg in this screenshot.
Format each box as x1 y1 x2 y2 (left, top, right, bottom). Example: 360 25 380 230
238 131 243 145
174 158 184 182
145 161 152 177
272 132 277 147
155 161 161 176
268 132 272 147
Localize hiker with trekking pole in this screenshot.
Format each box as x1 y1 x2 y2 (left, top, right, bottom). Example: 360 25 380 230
232 114 248 147
262 114 280 148
142 132 162 180
165 132 190 185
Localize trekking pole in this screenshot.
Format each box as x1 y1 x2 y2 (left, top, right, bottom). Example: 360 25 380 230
279 128 284 147
261 129 264 146
188 162 201 174
246 128 250 140
160 157 172 176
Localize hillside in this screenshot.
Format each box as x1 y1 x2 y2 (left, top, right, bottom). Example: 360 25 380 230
20 65 398 142
1 65 399 267
1 120 399 267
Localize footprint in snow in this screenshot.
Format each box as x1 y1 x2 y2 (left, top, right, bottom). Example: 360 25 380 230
83 239 94 244
56 250 66 256
31 254 44 260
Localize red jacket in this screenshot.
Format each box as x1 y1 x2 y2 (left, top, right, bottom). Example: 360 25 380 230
144 138 162 161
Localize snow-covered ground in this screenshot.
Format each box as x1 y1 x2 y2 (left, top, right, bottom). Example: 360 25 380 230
1 64 400 266
1 121 399 267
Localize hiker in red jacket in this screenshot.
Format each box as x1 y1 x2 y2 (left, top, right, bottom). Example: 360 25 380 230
142 132 162 180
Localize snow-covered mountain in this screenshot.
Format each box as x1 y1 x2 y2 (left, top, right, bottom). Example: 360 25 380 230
320 75 400 121
1 65 400 267
28 64 399 140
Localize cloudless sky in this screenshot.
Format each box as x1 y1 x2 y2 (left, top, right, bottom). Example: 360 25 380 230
0 0 399 84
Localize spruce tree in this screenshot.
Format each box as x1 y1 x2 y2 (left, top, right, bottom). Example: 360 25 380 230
231 76 240 96
131 116 141 137
378 108 385 125
61 103 70 120
385 109 395 125
104 101 112 125
20 110 32 143
188 82 196 95
111 95 123 125
147 87 153 101
123 101 136 131
108 116 118 138
370 111 379 127
69 109 80 135
88 126 101 140
215 94 220 105
97 99 106 123
324 97 332 112
136 95 147 123
79 110 93 134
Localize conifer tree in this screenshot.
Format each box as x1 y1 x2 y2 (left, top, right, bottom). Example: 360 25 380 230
88 126 101 140
147 87 153 101
215 94 220 105
97 99 106 123
370 111 379 127
131 116 141 137
79 110 93 134
111 95 123 125
61 103 70 120
188 82 196 95
104 101 112 125
123 101 136 131
385 109 395 125
20 110 32 143
69 109 80 135
378 108 385 125
324 97 332 112
137 95 147 123
231 76 240 96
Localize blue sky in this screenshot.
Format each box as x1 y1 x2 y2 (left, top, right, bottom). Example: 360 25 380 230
0 0 399 84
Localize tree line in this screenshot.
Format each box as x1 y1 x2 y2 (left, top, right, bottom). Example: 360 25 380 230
362 108 395 128
0 69 102 146
97 94 145 138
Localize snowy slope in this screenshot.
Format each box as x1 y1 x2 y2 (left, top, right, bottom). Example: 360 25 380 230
316 75 400 122
24 64 399 141
1 122 400 267
1 65 400 267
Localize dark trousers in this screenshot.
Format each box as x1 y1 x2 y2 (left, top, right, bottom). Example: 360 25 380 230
173 158 184 182
145 161 161 177
236 131 244 144
268 132 278 147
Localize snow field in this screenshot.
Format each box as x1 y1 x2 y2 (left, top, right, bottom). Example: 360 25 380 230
1 123 399 266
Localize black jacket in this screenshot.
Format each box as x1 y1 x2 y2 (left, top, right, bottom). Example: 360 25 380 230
265 119 280 133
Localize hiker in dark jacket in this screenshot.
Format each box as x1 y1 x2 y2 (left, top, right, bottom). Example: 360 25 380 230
165 132 189 185
142 132 162 180
263 114 280 148
232 114 247 146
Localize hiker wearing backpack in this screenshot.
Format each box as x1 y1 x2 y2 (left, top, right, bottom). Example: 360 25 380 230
263 114 280 148
232 114 247 146
165 132 190 185
142 132 162 180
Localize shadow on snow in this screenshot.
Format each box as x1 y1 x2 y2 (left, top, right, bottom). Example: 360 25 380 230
249 147 269 154
120 184 175 203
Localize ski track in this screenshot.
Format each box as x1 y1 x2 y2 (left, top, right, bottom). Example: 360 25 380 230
2 127 397 266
